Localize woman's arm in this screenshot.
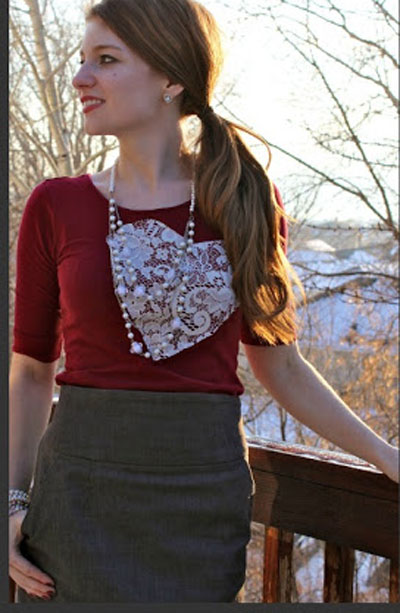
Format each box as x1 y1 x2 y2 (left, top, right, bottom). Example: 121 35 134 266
9 352 59 598
9 352 58 491
243 341 399 482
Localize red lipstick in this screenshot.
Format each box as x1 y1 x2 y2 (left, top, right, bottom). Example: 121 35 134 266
80 96 105 114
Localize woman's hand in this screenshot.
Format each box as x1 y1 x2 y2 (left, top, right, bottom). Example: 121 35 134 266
377 443 399 483
9 509 56 600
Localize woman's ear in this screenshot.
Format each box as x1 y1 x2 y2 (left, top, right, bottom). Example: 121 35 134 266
163 80 185 100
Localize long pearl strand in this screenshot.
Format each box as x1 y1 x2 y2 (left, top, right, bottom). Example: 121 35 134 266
108 158 197 359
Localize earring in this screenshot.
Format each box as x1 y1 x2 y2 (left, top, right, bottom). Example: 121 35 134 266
164 94 173 104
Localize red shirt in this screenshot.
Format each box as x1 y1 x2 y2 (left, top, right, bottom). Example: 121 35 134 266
12 175 289 396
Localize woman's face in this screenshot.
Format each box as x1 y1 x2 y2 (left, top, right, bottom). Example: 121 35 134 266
72 17 169 136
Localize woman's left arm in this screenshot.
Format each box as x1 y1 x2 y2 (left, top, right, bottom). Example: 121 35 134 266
243 341 399 483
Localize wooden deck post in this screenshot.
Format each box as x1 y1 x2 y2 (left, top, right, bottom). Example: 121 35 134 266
389 558 399 603
324 541 355 602
263 526 294 602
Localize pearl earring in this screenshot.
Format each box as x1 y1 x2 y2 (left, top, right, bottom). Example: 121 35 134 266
164 94 173 104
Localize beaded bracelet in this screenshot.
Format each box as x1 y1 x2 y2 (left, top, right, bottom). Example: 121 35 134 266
9 488 31 517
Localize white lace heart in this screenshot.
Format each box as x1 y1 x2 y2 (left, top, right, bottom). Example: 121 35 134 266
106 218 239 360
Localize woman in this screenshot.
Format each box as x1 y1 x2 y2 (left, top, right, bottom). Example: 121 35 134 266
9 0 398 603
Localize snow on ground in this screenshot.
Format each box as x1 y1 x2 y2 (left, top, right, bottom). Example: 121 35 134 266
289 244 397 350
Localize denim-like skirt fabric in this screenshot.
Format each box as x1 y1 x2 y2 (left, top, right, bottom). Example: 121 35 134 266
17 384 256 603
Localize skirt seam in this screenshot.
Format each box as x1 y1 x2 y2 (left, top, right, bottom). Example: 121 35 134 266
51 448 247 469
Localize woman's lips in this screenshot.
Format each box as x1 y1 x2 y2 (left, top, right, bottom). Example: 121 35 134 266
82 100 105 114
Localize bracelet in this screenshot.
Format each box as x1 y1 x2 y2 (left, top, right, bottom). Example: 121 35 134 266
9 488 31 517
9 488 30 502
9 501 30 517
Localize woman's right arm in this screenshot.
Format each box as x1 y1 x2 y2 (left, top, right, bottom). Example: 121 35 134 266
9 352 57 491
9 351 58 599
10 180 62 600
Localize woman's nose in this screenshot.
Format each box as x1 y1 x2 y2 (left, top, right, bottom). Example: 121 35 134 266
72 63 96 90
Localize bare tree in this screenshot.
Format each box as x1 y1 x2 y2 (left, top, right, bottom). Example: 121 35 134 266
9 0 118 349
233 0 398 236
230 1 398 601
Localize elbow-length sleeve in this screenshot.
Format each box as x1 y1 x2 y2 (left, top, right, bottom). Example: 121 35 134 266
240 183 293 346
12 180 62 362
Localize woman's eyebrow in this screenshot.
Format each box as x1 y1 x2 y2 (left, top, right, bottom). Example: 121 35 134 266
79 44 123 55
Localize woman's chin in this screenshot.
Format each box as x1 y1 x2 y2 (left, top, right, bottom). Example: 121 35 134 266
83 125 110 136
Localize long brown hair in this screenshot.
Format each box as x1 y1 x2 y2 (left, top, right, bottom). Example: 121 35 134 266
86 0 303 344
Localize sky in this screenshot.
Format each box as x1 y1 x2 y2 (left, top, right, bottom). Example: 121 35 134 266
19 0 399 224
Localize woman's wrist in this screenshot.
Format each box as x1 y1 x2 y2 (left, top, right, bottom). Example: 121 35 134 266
9 488 31 517
373 441 399 483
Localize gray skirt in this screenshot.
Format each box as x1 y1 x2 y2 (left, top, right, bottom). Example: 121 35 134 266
17 384 256 603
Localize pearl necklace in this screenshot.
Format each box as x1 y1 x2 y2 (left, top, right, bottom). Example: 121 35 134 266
108 158 197 359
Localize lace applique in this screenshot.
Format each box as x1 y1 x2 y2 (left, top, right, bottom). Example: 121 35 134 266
106 219 239 360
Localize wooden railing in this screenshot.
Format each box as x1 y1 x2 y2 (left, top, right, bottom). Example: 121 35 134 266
247 436 399 603
10 413 398 603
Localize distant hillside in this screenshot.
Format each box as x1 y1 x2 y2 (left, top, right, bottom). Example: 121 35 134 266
288 238 397 351
291 221 395 256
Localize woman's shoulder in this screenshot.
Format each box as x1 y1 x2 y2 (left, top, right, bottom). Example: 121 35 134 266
28 173 88 195
39 173 90 196
23 175 92 224
26 174 91 209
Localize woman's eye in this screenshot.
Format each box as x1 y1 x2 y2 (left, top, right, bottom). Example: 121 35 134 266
99 55 116 64
78 55 116 65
